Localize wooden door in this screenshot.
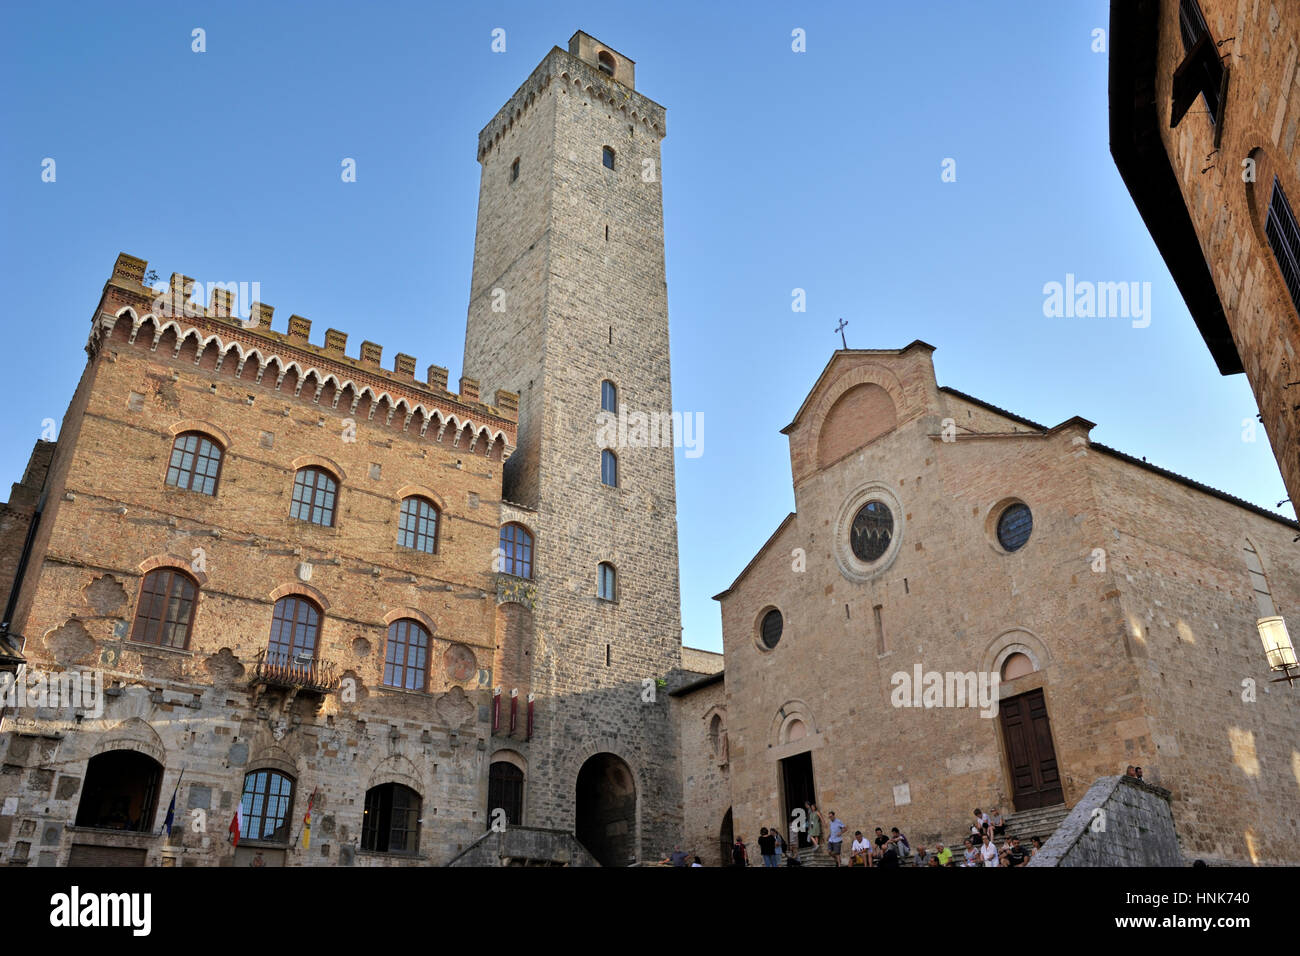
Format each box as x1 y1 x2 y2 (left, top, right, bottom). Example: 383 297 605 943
999 688 1064 811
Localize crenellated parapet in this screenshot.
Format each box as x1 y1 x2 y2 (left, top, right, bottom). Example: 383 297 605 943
89 253 518 457
476 43 666 161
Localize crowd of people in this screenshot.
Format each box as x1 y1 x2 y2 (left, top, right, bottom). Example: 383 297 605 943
679 802 1049 867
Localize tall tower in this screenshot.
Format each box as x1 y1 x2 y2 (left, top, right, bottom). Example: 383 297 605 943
463 32 683 864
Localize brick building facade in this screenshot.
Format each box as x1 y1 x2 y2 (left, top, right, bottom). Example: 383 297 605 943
1111 0 1300 516
679 345 1300 866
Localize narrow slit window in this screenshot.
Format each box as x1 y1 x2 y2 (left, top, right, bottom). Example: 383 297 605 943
602 146 615 170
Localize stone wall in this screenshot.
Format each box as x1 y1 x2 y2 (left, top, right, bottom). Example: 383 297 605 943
1029 775 1182 867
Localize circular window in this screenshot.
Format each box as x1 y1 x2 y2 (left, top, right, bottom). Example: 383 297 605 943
997 503 1033 552
759 609 783 650
850 501 894 562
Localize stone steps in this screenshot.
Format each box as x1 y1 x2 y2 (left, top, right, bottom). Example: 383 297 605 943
936 804 1071 864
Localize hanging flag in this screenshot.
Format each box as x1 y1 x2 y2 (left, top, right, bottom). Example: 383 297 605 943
301 789 316 850
229 802 244 848
162 769 184 837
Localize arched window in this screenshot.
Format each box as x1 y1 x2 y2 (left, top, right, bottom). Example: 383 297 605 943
385 619 430 691
601 449 618 487
1243 540 1277 617
601 380 617 413
165 432 223 495
290 467 338 527
597 50 615 76
397 497 439 554
500 523 534 579
510 157 520 182
602 146 616 170
130 568 198 649
597 562 617 601
240 769 296 843
268 595 321 666
362 783 420 854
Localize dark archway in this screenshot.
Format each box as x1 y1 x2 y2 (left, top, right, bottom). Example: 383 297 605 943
575 752 637 867
487 761 524 829
719 807 734 867
74 750 163 832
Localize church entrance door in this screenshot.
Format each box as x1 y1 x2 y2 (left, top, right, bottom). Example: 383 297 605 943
779 751 816 848
999 688 1064 811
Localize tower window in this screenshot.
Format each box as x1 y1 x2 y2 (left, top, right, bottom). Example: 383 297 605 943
131 568 199 649
598 51 615 76
602 146 615 170
1266 177 1300 316
601 449 618 487
510 157 520 182
597 562 617 601
601 380 617 413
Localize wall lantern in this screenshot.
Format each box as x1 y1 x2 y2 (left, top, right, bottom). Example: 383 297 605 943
1257 616 1299 684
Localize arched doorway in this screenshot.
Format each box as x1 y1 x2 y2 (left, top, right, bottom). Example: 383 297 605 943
719 808 734 867
574 753 637 867
487 761 524 829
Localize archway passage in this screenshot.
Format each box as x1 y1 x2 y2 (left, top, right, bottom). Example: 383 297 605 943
574 753 637 867
74 750 163 832
719 808 734 868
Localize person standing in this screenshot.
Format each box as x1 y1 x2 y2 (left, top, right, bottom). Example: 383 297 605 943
732 835 749 868
826 811 848 866
758 827 778 867
806 802 825 851
772 827 785 867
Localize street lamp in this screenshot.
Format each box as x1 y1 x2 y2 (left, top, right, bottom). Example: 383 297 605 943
1257 616 1299 684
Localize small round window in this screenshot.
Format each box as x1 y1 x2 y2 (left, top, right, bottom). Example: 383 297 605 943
759 609 783 650
997 503 1033 552
850 501 893 563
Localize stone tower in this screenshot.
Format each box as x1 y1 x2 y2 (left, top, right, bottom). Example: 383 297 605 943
463 32 683 864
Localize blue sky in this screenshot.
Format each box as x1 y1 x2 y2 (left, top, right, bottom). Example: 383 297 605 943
1 1 1292 654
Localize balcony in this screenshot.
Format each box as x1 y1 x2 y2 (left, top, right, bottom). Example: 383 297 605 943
250 649 340 695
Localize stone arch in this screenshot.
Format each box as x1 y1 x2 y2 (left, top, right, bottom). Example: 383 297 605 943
245 744 299 779
768 699 818 749
290 454 345 483
365 753 425 795
817 382 898 468
804 362 908 452
92 717 167 764
137 554 208 587
268 582 330 612
167 418 231 450
395 484 447 514
575 751 639 867
382 606 437 633
982 627 1052 691
704 704 728 763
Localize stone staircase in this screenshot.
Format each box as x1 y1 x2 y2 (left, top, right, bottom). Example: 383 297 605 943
934 804 1071 863
786 843 839 867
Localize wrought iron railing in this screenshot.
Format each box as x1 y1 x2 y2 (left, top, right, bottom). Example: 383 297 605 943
251 649 340 693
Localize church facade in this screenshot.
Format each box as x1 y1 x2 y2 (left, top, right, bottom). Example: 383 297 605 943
678 345 1300 866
